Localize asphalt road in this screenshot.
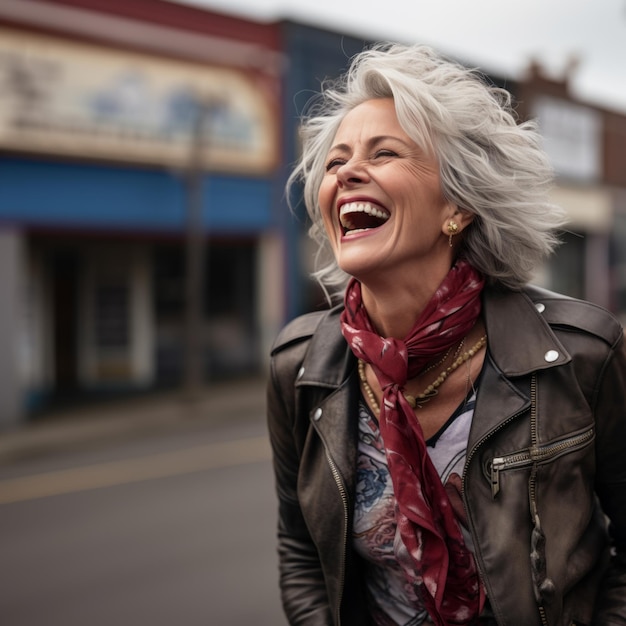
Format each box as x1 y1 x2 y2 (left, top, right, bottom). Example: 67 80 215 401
0 411 288 626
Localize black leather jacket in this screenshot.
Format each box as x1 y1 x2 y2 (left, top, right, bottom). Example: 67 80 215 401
267 285 626 626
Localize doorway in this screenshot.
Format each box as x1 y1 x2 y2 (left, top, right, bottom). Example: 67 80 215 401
51 250 80 393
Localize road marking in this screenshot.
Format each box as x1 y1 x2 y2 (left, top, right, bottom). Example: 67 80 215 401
0 436 272 505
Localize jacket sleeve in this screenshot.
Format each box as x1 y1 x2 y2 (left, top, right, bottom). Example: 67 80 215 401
593 330 626 624
266 315 333 626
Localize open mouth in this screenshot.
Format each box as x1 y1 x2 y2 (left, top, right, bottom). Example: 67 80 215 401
339 202 390 235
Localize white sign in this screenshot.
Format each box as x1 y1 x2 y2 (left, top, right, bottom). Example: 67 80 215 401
0 28 278 174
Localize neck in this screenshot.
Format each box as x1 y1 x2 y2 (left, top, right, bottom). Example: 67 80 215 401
359 266 451 339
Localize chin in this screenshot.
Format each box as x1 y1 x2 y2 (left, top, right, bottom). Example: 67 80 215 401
336 256 379 280
335 240 388 273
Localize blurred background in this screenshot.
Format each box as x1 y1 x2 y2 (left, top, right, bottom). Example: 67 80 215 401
0 0 625 423
0 0 624 624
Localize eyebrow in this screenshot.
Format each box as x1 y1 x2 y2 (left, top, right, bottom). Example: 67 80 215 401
328 135 411 153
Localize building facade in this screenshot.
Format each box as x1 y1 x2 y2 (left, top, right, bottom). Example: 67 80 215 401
516 62 626 317
0 0 284 425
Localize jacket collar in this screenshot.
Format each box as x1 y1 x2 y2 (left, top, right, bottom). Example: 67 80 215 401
471 286 572 449
296 285 571 390
297 305 352 388
482 286 571 376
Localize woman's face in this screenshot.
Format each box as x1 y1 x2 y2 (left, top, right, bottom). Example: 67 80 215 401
318 98 460 285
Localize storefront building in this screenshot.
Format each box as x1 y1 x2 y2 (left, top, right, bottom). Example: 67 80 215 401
516 62 626 317
0 0 283 425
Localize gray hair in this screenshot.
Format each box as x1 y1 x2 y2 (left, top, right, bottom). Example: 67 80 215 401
287 42 568 301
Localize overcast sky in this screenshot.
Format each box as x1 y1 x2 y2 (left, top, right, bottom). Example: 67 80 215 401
173 0 626 113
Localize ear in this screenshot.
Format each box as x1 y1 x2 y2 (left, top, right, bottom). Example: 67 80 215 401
454 207 475 233
441 205 474 237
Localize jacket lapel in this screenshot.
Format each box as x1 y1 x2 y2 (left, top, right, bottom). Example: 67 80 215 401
296 306 359 498
482 287 570 376
469 287 571 448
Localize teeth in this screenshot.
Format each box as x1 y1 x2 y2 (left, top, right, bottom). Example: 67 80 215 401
339 202 390 229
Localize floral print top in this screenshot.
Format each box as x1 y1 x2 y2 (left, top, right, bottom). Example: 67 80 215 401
353 392 477 625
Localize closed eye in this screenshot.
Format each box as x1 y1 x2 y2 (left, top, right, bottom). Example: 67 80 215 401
325 158 346 172
373 149 398 159
325 150 396 172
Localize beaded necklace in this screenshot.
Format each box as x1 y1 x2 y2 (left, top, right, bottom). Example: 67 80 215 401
420 341 456 376
357 334 487 414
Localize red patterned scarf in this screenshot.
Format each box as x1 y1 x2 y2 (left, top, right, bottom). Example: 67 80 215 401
341 260 486 625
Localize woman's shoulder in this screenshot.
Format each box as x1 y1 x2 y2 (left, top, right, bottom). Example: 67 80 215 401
522 284 623 347
270 305 343 356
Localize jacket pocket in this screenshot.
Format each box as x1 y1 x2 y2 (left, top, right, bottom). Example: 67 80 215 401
486 426 595 498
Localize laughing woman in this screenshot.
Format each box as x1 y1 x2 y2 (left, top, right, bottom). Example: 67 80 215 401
267 43 626 625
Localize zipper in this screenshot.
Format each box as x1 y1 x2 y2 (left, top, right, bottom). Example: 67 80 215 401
466 373 588 625
529 375 540 526
464 405 528 498
489 426 594 498
325 450 349 626
529 375 550 626
461 383 530 612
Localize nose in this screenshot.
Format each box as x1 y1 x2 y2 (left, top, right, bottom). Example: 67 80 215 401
336 157 369 187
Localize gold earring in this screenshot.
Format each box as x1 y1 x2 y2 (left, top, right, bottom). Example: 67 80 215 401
447 220 459 247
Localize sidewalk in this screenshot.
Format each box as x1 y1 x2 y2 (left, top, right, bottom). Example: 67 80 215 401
0 376 267 465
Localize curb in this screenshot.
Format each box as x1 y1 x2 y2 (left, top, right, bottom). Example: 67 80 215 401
0 376 266 465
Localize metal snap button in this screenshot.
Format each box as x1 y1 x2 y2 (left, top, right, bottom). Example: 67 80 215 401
544 350 559 362
535 303 545 313
297 366 305 380
313 408 322 421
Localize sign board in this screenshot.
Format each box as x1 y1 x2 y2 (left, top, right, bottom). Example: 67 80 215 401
0 28 278 174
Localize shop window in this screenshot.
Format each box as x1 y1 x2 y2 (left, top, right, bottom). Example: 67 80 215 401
95 282 129 349
153 240 259 382
154 246 184 316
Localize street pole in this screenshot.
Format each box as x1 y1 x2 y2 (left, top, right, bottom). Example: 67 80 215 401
183 97 207 401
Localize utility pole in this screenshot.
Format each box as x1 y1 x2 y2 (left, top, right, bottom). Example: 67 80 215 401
183 96 208 401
